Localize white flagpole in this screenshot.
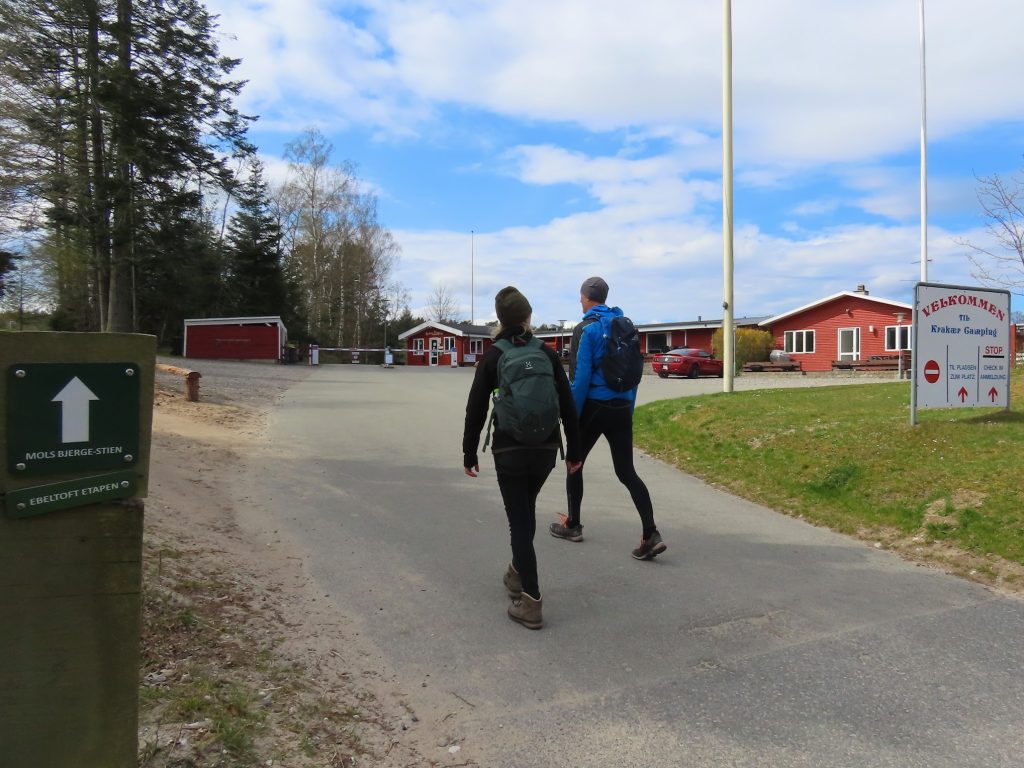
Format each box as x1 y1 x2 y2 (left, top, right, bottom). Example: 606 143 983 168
919 0 929 283
722 0 735 393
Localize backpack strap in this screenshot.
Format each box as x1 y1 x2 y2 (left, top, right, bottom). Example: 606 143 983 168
590 314 611 378
482 338 513 453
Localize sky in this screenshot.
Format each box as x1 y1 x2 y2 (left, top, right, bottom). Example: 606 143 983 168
204 0 1024 326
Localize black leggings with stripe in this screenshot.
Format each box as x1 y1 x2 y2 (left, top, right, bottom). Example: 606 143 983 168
565 398 656 537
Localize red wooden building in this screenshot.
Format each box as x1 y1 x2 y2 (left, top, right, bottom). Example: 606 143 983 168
534 316 769 356
183 316 288 361
397 287 1012 375
759 287 912 372
398 321 493 367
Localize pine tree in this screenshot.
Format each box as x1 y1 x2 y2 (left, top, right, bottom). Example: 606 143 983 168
225 159 286 317
0 0 254 334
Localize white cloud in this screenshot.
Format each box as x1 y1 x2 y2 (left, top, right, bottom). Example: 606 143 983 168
792 199 840 217
395 202 985 327
208 0 427 134
209 1 1024 165
201 0 1023 326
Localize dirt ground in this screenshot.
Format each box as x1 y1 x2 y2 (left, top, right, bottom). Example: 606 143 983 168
140 362 476 767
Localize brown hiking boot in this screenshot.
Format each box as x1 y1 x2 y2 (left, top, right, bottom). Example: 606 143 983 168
503 563 522 598
507 593 543 629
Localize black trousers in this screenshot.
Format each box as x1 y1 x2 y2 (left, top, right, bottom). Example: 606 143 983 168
494 448 556 600
565 398 656 537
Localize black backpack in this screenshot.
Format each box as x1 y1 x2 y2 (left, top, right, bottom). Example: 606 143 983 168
485 337 561 447
597 315 644 392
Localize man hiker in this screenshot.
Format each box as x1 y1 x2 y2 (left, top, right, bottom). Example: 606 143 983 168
549 276 667 561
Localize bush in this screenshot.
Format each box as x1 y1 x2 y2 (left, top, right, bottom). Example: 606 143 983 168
711 327 775 371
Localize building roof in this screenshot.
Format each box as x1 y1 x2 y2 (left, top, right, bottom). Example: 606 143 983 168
639 316 771 332
397 320 493 340
758 292 912 326
184 315 285 327
533 316 770 339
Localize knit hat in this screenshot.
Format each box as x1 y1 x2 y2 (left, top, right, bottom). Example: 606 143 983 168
580 276 609 303
494 286 532 327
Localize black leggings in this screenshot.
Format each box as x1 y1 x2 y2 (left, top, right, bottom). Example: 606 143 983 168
565 398 656 537
494 449 556 600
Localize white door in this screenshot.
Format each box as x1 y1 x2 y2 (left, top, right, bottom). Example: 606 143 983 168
429 338 440 366
838 327 861 361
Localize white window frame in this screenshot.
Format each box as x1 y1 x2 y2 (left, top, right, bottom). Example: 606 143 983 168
885 325 912 351
413 338 424 355
837 327 861 361
469 338 484 354
443 336 455 351
784 329 815 354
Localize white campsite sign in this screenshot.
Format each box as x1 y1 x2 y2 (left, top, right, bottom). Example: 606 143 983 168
912 282 1011 423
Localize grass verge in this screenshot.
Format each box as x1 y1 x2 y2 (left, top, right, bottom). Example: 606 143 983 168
138 536 369 767
634 368 1024 590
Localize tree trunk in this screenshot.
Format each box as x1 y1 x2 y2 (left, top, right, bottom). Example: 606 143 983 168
106 0 134 332
85 0 110 331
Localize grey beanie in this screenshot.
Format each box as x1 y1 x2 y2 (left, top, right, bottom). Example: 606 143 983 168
495 286 532 326
580 276 609 303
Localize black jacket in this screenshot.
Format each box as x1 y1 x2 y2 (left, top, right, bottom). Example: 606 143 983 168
462 327 582 468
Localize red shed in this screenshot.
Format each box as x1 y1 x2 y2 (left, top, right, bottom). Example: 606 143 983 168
759 288 912 372
183 316 288 361
398 321 493 366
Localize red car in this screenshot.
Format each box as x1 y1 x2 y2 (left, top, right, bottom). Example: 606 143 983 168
652 348 724 379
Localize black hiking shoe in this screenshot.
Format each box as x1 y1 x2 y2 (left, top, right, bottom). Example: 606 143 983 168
549 516 583 542
631 531 667 561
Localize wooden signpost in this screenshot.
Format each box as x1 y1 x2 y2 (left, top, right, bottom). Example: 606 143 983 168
1 332 155 768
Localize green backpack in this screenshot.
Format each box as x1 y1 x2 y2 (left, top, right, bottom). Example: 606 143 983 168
484 337 561 449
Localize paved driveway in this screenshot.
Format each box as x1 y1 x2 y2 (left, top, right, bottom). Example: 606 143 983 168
236 365 1024 767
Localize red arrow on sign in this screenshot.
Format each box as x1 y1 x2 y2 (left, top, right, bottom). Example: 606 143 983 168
989 387 999 402
957 387 969 402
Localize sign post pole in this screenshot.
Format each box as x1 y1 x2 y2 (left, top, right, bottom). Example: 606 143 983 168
1 332 155 768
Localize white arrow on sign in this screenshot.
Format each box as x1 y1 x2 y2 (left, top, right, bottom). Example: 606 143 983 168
52 376 99 443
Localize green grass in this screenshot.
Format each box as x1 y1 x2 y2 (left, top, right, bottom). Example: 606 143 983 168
634 368 1024 566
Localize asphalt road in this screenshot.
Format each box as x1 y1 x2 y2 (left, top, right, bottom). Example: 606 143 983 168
235 366 1024 767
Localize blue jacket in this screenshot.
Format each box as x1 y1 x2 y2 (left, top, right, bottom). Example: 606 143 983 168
569 304 637 417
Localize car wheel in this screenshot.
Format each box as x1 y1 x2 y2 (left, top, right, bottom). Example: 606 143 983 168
688 364 700 379
658 371 668 379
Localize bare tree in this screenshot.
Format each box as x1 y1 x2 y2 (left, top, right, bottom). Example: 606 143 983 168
958 172 1024 293
275 128 400 346
428 284 460 323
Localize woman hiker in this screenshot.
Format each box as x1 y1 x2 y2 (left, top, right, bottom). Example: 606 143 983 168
463 286 582 629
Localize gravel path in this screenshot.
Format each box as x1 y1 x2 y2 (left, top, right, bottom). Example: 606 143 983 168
156 356 315 408
157 356 899 411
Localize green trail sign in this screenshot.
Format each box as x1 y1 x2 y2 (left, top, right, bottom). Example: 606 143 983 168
5 470 138 518
7 362 140 475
